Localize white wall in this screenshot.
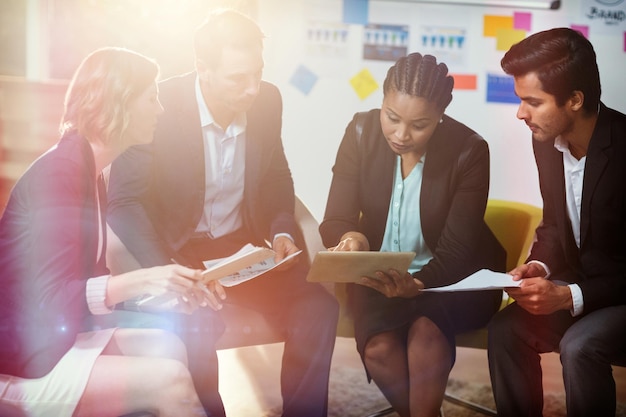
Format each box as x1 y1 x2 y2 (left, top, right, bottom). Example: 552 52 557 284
255 0 626 220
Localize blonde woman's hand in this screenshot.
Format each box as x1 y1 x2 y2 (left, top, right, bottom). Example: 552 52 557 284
109 264 225 313
159 266 229 313
170 280 227 314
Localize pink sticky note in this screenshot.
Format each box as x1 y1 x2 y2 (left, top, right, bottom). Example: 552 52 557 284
513 12 532 31
571 24 589 39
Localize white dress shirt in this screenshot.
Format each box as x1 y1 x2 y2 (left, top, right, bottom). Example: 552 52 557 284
554 135 586 316
194 77 247 239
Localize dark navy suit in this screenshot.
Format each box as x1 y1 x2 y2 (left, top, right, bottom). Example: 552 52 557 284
107 72 338 417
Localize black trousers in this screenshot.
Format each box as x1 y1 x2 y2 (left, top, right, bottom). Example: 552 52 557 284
488 302 626 417
171 229 339 417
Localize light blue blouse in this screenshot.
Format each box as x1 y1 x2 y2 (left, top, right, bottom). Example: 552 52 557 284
380 155 433 273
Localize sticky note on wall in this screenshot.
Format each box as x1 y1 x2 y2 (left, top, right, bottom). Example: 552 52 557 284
513 12 532 31
484 15 514 37
451 74 478 90
343 0 369 25
350 68 379 100
290 65 318 95
486 73 519 104
496 28 526 51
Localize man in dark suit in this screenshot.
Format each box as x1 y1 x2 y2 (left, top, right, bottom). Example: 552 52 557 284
107 9 339 417
488 27 626 417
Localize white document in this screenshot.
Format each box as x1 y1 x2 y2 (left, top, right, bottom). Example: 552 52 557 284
202 243 302 287
135 244 302 309
422 269 520 292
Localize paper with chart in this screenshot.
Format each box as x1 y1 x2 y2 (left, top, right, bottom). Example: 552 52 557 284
422 269 521 292
201 243 301 287
135 243 301 309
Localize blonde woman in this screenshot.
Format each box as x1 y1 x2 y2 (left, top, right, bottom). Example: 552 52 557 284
0 47 218 417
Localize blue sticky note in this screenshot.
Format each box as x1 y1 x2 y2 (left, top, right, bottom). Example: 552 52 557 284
290 65 318 95
343 0 368 25
486 74 519 104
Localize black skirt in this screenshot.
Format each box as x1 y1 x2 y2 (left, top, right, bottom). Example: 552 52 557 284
348 283 501 369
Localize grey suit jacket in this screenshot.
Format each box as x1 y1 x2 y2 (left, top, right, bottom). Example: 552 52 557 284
108 72 297 267
530 103 626 314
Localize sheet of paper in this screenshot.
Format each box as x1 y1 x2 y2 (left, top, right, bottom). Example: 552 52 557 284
212 249 302 287
422 269 520 292
135 244 302 309
201 243 276 284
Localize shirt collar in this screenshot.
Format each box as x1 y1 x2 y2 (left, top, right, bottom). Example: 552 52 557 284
195 76 247 134
553 135 569 154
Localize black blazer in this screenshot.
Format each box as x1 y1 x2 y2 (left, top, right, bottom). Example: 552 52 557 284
530 103 626 314
320 109 505 288
0 132 108 377
108 72 297 267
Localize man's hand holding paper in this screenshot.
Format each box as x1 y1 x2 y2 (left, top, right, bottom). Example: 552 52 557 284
505 262 573 315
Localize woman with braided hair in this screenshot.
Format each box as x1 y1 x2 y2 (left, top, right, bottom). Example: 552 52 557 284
320 52 505 417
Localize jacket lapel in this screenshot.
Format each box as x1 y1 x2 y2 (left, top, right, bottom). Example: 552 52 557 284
580 106 611 246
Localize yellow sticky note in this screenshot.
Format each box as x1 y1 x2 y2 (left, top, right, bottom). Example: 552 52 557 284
496 28 526 51
484 15 514 37
350 68 379 100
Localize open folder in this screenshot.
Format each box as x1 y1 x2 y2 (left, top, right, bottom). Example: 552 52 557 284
306 251 416 283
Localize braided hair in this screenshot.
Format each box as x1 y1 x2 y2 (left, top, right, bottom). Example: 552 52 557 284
383 52 454 112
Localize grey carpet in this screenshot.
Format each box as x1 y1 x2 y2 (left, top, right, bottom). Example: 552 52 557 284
265 365 626 417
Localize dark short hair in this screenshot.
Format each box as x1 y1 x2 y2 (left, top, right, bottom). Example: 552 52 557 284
193 8 265 69
501 27 600 114
383 52 454 112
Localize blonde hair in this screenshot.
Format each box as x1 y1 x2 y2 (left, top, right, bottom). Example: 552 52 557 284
61 47 159 146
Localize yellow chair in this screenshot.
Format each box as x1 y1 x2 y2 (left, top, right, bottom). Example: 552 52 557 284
444 199 543 415
455 199 544 348
333 199 543 417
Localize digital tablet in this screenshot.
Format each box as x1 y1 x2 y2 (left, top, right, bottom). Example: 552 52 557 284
306 251 416 283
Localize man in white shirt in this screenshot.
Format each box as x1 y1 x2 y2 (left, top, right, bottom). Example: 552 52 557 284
107 9 339 417
488 27 626 417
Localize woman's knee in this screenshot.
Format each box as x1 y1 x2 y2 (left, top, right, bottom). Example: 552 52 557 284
113 328 188 363
131 328 189 364
363 333 402 367
153 359 198 400
408 317 445 344
153 330 188 363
